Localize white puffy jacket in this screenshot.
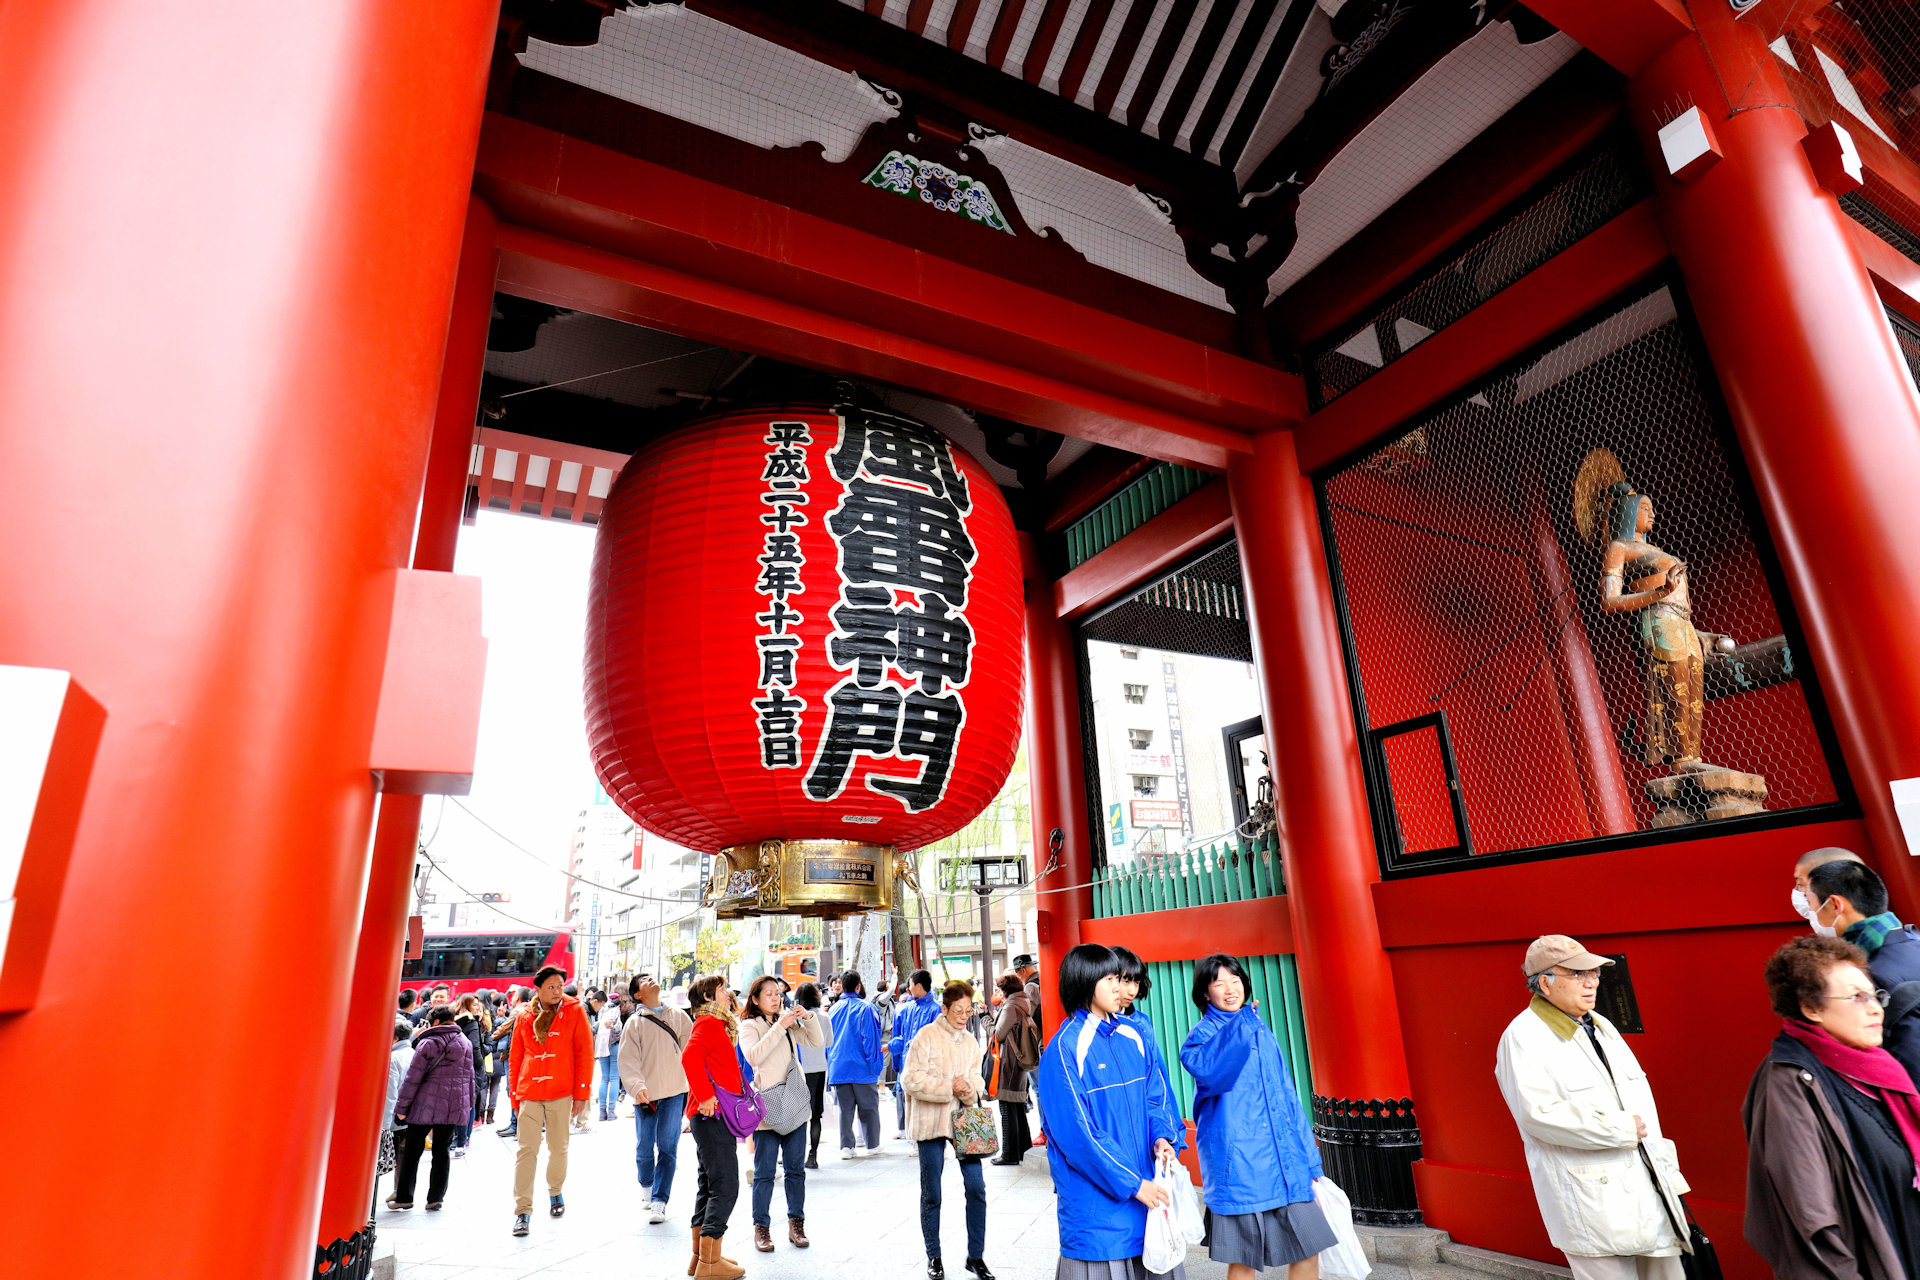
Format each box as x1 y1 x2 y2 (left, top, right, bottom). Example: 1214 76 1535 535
1494 999 1690 1259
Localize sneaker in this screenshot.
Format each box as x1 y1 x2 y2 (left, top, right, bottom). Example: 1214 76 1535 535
840 1147 855 1161
512 1212 530 1236
452 1146 467 1160
550 1194 566 1219
649 1200 668 1224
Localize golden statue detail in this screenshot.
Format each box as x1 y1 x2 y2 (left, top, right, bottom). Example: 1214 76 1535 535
1574 449 1767 825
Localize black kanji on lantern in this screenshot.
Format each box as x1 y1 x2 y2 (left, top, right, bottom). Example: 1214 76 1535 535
806 411 979 810
750 421 814 771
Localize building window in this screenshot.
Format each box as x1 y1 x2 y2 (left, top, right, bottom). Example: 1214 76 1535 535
1131 775 1159 796
1120 646 1141 660
1128 728 1154 750
1123 683 1148 704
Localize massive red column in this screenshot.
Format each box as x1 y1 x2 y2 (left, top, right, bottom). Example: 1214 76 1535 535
314 196 498 1264
1229 430 1419 1219
1632 13 1920 910
1021 532 1092 1038
1228 430 1410 1100
0 3 497 1276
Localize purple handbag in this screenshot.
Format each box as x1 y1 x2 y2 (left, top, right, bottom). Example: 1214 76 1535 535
711 1047 766 1141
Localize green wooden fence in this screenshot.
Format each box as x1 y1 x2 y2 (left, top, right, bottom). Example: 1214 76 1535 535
1137 952 1312 1120
1091 830 1283 918
1065 463 1213 568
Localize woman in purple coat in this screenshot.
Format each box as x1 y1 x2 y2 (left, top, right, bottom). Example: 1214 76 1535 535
390 1005 475 1210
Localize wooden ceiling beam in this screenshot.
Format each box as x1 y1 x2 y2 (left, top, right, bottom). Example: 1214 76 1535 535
985 0 1032 70
1056 0 1117 103
1125 0 1203 130
1188 0 1282 160
1215 0 1315 171
1157 0 1246 145
1092 0 1157 117
946 0 985 48
683 0 1232 202
1022 0 1077 83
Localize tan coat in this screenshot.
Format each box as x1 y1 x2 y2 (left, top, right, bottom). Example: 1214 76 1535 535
617 1002 694 1101
738 1008 827 1084
901 1016 988 1142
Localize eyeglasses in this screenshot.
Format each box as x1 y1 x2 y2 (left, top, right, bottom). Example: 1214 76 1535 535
1545 968 1603 986
1820 989 1890 1008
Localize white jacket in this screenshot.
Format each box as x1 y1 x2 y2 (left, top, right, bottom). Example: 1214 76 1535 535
1494 999 1690 1259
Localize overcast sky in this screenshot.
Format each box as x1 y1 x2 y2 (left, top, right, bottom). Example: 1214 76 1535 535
423 511 602 923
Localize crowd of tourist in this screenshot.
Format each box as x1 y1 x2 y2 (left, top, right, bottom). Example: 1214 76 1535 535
376 842 1920 1280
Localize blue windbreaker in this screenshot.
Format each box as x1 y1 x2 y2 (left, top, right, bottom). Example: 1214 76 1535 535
1036 1009 1182 1261
1179 1004 1321 1214
826 995 883 1086
1121 1008 1186 1152
888 992 940 1066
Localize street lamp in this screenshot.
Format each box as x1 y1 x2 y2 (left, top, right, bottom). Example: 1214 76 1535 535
967 855 1026 986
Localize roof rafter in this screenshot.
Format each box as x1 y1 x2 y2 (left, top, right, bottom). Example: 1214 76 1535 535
683 0 1234 203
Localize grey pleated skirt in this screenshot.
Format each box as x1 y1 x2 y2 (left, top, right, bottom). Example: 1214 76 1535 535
1203 1201 1337 1270
1055 1257 1187 1280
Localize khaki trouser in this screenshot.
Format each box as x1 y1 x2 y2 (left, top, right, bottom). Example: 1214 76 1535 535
1566 1255 1684 1280
513 1097 574 1213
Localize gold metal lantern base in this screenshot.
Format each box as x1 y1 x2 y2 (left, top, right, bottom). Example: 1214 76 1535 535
702 839 922 919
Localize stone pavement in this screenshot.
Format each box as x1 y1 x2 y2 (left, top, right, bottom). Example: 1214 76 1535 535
373 1092 1238 1280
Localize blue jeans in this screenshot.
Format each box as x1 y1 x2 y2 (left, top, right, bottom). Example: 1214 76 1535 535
634 1092 686 1203
751 1125 808 1226
597 1053 620 1112
917 1138 985 1262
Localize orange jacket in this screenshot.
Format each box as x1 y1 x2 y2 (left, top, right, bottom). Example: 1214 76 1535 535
508 996 593 1105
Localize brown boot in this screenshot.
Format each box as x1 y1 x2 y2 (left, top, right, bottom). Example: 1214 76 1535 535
788 1217 810 1248
689 1224 699 1277
754 1223 775 1253
695 1234 746 1280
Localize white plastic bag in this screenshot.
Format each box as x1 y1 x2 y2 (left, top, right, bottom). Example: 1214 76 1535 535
1314 1177 1372 1280
1142 1155 1190 1275
1162 1153 1206 1244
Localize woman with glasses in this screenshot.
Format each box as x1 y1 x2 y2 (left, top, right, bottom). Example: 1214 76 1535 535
1745 934 1920 1279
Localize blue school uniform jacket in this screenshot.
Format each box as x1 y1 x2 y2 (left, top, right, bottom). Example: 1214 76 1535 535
1036 1009 1183 1261
826 994 883 1086
889 991 940 1066
1121 1008 1186 1151
1179 1004 1321 1214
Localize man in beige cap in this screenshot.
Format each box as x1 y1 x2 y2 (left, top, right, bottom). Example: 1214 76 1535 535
1495 936 1692 1280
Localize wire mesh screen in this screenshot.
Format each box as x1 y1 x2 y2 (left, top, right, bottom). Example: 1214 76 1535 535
1075 542 1268 872
1321 283 1841 870
1309 142 1649 409
1772 3 1920 151
1841 191 1920 266
1889 304 1920 390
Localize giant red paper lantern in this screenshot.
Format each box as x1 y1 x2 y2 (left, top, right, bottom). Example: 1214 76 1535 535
584 404 1026 915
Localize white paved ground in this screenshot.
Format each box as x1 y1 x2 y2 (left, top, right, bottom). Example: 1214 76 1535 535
375 1090 1235 1280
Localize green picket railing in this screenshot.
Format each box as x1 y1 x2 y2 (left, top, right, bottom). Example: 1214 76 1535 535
1091 830 1283 919
1137 952 1312 1120
1064 462 1213 568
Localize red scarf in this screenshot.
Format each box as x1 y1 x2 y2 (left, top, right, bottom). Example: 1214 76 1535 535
1784 1018 1920 1188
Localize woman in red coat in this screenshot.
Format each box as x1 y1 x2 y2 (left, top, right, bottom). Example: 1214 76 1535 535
682 974 747 1279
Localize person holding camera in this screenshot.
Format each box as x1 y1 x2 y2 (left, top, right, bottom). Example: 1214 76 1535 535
620 972 694 1227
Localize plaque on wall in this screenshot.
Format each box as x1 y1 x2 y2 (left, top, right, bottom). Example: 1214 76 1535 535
1596 953 1643 1033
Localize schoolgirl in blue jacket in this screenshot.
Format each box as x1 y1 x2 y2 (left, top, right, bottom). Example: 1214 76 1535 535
1035 944 1187 1280
1111 945 1186 1154
1179 952 1332 1278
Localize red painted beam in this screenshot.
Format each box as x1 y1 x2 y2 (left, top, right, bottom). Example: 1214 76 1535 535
1080 895 1294 959
1054 480 1233 617
1042 447 1159 532
1852 219 1920 329
1521 0 1691 76
1294 200 1669 474
474 114 1298 465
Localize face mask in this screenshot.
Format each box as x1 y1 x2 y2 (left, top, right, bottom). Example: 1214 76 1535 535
1810 898 1840 938
1792 887 1814 921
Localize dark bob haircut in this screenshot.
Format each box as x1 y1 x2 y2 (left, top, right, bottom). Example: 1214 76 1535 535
1192 953 1252 1012
533 964 567 989
1112 946 1151 1001
1058 943 1124 1014
997 971 1024 998
795 981 823 1011
1765 935 1871 1019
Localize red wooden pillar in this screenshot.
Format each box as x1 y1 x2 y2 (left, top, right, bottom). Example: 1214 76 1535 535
314 196 497 1266
1022 532 1092 1039
0 3 498 1276
1228 430 1420 1223
1632 13 1920 909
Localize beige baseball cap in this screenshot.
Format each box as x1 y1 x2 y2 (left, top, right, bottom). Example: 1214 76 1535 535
1524 935 1615 978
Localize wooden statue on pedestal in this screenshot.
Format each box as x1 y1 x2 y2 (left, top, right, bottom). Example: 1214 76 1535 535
1574 449 1768 826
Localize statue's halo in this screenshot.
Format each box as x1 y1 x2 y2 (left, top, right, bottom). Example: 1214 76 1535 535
1573 447 1626 547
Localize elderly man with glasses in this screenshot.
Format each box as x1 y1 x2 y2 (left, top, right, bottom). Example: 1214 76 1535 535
1495 936 1694 1280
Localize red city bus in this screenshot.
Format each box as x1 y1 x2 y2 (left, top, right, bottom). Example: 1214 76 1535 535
399 928 574 999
